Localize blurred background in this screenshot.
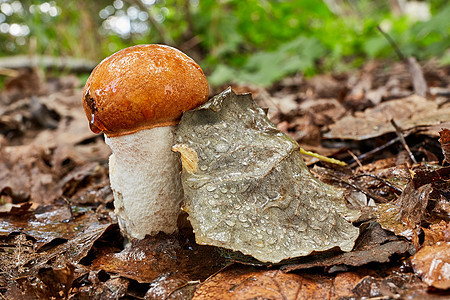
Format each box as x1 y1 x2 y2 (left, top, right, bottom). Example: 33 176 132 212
0 0 448 88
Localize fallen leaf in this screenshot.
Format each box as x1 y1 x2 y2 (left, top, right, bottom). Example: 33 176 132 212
35 263 75 298
193 266 337 300
375 180 433 240
307 74 343 99
174 88 359 263
145 273 197 300
0 204 103 249
25 221 112 274
352 272 429 299
325 95 450 140
422 221 450 246
411 242 450 290
397 182 431 227
439 128 450 163
91 232 225 284
281 222 413 272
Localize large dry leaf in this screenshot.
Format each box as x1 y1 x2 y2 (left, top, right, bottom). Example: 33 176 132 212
174 88 359 263
325 95 450 140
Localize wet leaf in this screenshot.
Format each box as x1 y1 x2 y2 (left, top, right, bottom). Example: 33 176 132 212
352 272 429 299
0 205 112 282
375 180 432 240
193 265 357 300
91 232 225 284
422 221 450 246
282 222 413 272
439 128 450 163
79 277 130 300
174 88 359 263
0 204 103 249
411 242 450 290
35 263 76 298
145 273 197 300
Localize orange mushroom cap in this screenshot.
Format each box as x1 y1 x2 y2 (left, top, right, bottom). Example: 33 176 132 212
82 44 209 137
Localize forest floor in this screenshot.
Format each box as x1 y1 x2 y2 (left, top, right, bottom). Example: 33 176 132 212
0 59 449 299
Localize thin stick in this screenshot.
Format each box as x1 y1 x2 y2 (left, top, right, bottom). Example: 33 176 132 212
390 119 417 164
326 173 388 203
352 173 403 193
348 137 401 167
376 25 405 61
347 150 363 168
377 25 427 96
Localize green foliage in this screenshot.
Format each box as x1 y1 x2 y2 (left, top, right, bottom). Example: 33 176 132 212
0 0 448 87
195 0 450 86
209 36 326 86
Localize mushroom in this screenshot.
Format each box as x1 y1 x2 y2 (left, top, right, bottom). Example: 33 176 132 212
82 44 209 239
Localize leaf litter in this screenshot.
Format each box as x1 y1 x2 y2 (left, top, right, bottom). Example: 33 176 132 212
0 59 449 298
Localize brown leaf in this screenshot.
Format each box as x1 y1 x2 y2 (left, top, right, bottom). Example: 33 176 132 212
80 277 130 299
145 273 197 300
282 222 413 272
194 265 362 300
91 232 225 283
0 204 102 248
0 144 55 205
422 221 450 246
35 263 76 298
307 74 343 99
352 272 428 299
397 182 432 227
411 242 450 290
26 221 112 273
193 266 332 300
433 195 450 220
439 128 450 163
0 201 32 215
325 94 450 140
375 180 433 241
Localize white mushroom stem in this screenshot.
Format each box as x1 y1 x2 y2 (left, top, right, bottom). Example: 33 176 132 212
105 126 183 239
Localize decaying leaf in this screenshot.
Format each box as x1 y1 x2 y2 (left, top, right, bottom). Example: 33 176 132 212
172 144 199 174
439 128 450 163
91 232 225 284
325 94 450 140
281 222 414 272
193 266 342 300
411 242 450 290
174 88 359 263
422 221 450 246
351 272 430 299
0 204 104 249
375 181 432 240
